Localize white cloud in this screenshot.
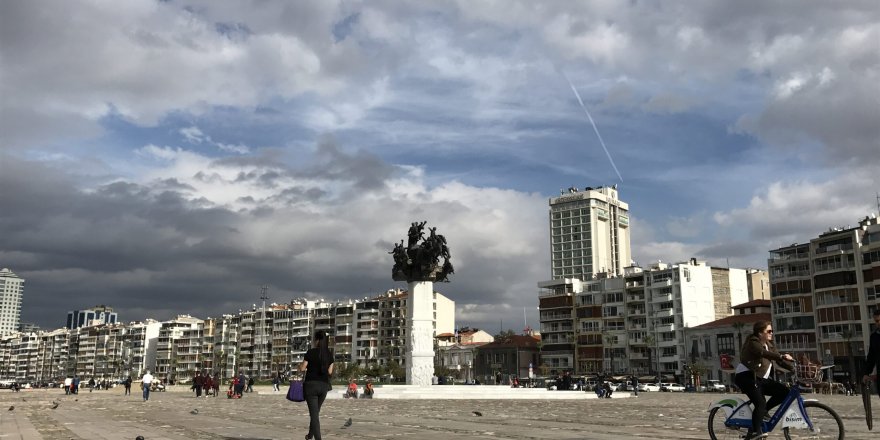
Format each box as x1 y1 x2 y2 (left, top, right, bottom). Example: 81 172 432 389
713 167 879 249
180 126 206 144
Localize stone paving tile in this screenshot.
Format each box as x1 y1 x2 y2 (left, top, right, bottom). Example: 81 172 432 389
0 389 876 439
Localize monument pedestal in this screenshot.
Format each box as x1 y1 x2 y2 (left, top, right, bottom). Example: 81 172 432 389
405 280 435 387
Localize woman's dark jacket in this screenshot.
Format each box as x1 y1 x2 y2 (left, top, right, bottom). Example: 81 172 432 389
739 334 792 378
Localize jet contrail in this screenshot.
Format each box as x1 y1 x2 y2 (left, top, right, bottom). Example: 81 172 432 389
563 73 623 182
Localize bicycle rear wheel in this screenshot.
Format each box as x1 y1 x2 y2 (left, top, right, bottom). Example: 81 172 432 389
708 406 747 440
782 401 844 440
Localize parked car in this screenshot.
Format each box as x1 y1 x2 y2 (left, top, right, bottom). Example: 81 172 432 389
638 383 660 392
705 380 727 392
659 382 685 392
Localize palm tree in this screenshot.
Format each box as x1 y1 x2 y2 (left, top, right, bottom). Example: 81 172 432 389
841 327 856 383
644 333 656 378
603 332 615 374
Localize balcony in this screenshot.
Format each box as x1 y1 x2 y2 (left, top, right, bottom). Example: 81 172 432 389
769 252 809 262
652 293 673 303
654 309 674 318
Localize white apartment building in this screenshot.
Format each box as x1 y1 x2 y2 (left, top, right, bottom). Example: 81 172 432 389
0 289 456 383
0 268 24 336
549 185 631 279
155 315 203 382
352 299 380 366
539 259 748 379
126 319 161 377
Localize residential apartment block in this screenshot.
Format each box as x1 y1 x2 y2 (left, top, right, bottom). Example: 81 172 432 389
0 289 454 384
538 259 749 380
769 214 880 381
0 268 24 336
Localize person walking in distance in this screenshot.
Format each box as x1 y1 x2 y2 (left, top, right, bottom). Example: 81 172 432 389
862 308 880 397
299 330 334 440
733 321 794 440
213 372 221 398
193 371 203 397
141 370 154 402
203 372 213 397
124 376 132 396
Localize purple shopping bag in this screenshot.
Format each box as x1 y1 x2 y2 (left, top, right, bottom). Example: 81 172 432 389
286 380 304 402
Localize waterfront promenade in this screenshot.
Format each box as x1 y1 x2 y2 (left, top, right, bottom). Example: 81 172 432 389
0 387 875 439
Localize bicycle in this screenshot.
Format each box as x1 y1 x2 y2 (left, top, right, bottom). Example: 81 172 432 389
707 362 845 439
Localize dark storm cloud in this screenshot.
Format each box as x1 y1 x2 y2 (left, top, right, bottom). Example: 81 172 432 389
2 151 547 331
299 136 394 191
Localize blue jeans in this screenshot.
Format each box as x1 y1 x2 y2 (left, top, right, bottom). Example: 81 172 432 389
304 381 331 440
142 384 151 401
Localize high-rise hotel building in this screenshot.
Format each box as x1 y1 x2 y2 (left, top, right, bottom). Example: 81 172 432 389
549 185 631 279
539 185 632 372
0 268 25 336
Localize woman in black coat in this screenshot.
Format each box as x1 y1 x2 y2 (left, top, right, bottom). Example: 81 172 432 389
298 330 334 440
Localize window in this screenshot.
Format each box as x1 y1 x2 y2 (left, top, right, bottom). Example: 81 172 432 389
717 334 735 354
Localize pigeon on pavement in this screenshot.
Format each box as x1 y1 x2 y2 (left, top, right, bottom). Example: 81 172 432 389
51 401 59 409
472 411 483 417
7 406 13 411
342 417 352 428
190 409 199 415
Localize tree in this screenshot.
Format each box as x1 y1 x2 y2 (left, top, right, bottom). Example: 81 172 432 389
494 330 516 344
384 360 404 382
690 361 709 390
603 332 615 374
644 333 656 378
841 326 857 383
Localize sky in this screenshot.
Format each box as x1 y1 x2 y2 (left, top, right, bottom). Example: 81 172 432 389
1 0 878 334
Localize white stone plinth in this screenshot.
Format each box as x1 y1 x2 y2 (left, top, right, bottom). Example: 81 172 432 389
405 281 435 387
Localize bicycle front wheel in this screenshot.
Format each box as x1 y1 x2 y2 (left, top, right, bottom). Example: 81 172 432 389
782 401 844 440
708 406 746 440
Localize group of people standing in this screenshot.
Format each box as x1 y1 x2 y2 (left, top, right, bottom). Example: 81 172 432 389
190 371 222 397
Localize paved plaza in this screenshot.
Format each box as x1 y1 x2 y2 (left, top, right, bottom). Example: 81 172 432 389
0 387 876 439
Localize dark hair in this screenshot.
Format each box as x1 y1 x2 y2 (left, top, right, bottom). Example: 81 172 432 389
752 321 771 336
314 330 331 373
873 308 880 317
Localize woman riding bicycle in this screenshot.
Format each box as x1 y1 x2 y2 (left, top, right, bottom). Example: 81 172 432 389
733 320 794 440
